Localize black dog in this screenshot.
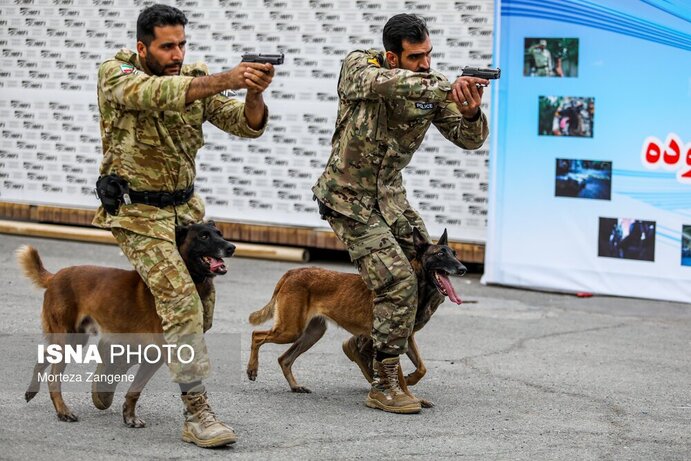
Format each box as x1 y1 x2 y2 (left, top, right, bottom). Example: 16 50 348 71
18 221 234 426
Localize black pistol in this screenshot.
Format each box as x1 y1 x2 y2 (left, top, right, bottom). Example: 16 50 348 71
461 66 501 85
241 53 284 65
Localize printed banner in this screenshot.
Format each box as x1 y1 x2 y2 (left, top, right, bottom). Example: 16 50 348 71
484 0 691 302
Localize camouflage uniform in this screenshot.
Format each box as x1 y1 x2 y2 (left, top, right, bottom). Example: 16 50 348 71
313 49 488 355
93 49 267 383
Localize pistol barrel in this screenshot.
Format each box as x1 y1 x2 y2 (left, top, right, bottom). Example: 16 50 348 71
241 53 285 65
461 66 501 80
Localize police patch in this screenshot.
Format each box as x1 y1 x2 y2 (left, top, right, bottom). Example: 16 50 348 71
120 63 135 74
415 102 435 110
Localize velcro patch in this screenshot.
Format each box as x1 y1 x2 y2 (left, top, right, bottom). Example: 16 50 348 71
367 58 381 67
120 63 135 74
415 102 435 110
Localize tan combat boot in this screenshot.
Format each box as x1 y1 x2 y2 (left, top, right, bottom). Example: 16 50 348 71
366 357 421 414
342 336 374 383
181 386 237 448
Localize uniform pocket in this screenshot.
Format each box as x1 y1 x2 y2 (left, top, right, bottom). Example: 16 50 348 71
140 245 195 302
135 114 161 146
180 103 205 153
355 246 412 292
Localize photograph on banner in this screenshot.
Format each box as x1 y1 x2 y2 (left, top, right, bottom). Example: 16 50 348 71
524 38 579 77
555 159 612 200
598 217 656 262
539 96 594 137
682 225 691 267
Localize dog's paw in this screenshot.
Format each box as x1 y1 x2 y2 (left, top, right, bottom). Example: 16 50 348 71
124 416 146 428
246 368 257 381
291 386 312 394
57 412 79 422
419 398 435 409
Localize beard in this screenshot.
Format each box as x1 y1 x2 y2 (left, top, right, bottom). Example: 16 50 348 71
145 52 182 76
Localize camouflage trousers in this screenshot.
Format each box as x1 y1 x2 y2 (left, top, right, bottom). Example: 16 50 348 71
326 207 430 355
111 228 215 383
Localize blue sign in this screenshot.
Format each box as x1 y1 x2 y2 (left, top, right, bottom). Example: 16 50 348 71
484 0 691 302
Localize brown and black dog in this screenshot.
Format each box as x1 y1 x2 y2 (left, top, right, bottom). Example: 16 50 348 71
246 228 466 404
18 221 234 426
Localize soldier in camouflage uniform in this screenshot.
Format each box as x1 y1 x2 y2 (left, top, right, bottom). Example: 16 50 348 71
527 39 562 77
312 14 489 414
92 4 274 447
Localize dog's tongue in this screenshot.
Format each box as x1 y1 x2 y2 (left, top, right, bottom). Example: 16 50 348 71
438 273 462 305
208 257 226 273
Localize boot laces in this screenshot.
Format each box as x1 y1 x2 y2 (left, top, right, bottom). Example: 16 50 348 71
381 360 404 394
188 393 220 428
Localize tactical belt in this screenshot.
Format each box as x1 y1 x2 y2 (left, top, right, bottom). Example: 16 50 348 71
128 186 194 208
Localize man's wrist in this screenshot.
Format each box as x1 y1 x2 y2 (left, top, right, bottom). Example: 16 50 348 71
463 108 481 122
245 90 264 107
223 69 242 91
244 91 267 130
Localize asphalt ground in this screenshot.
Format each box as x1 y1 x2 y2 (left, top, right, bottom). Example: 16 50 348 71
0 233 689 460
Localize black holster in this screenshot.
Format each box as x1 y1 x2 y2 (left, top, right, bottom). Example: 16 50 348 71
314 195 339 220
95 174 130 216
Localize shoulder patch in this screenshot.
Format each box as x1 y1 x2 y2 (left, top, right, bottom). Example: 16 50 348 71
367 57 381 68
120 63 135 74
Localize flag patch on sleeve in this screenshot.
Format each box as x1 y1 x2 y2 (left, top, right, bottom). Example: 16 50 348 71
120 64 135 74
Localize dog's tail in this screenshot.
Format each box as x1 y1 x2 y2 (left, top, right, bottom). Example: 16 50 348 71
16 245 53 289
249 271 293 325
248 299 275 325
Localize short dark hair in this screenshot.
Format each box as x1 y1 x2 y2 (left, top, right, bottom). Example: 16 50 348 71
136 4 188 46
382 14 429 55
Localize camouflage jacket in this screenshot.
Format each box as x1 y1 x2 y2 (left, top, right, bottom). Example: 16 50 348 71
92 48 267 241
312 49 489 225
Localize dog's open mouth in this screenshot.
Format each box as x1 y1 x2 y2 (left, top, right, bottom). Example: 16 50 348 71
433 270 462 305
202 256 227 275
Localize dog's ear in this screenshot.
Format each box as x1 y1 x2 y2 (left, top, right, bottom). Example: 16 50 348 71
437 228 448 246
175 225 189 245
206 219 216 228
413 227 429 255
